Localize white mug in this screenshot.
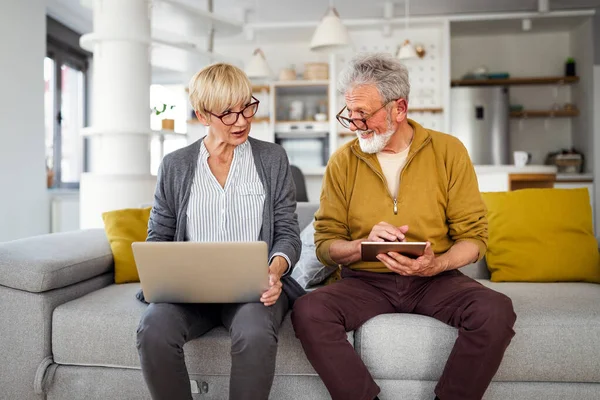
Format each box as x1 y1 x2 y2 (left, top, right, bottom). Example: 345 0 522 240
513 151 531 167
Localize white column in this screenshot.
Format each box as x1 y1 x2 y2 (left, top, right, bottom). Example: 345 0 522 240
80 0 157 228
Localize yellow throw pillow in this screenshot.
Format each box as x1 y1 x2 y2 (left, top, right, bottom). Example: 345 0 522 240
102 207 152 284
482 188 600 283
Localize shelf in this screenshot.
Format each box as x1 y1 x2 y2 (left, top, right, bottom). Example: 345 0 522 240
80 33 151 52
510 110 579 118
275 132 328 139
252 85 270 93
152 36 238 64
82 127 181 137
276 120 328 124
451 76 579 87
274 83 328 96
153 0 243 36
187 117 270 124
152 130 187 137
408 107 444 113
273 80 329 87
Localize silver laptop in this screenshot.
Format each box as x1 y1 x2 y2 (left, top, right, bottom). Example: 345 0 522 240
131 241 270 303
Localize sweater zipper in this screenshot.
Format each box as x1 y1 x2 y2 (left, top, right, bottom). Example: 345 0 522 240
357 162 397 214
398 138 430 183
352 136 431 216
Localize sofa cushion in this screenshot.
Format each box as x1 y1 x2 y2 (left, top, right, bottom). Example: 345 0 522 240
460 257 490 280
52 284 353 375
356 280 600 382
102 207 152 284
291 221 338 288
482 189 600 283
296 202 319 232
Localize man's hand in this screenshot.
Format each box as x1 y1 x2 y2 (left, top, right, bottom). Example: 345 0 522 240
376 242 447 277
367 222 409 242
261 256 286 306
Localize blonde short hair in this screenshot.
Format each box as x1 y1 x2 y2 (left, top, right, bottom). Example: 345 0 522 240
188 63 253 121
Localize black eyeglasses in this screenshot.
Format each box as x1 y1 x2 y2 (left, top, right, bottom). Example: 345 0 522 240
336 99 398 131
206 96 260 126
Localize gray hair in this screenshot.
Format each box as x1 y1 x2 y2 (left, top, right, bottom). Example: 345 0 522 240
338 52 410 104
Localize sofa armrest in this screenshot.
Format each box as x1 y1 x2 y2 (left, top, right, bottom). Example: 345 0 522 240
0 229 114 293
0 273 114 399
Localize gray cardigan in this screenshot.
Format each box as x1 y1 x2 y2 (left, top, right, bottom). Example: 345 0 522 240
142 136 304 304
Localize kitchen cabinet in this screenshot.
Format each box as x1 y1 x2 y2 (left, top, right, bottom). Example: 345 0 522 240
475 165 558 192
508 173 555 191
273 81 330 170
476 173 556 192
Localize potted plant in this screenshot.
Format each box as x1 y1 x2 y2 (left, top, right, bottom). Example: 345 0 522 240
565 57 576 77
152 103 176 130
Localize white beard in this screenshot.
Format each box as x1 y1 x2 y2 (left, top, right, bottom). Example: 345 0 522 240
356 124 395 154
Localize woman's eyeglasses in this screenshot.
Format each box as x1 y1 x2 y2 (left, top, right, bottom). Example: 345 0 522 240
206 96 260 126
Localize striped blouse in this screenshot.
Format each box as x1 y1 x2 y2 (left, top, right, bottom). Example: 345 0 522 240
186 139 290 269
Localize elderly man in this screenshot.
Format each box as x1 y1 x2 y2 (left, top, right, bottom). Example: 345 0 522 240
292 53 516 400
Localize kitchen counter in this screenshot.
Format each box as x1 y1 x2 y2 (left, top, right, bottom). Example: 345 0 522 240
474 165 558 174
48 188 79 196
556 173 594 182
304 165 561 176
301 166 327 176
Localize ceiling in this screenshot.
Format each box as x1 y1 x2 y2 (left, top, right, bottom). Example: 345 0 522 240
47 0 600 36
46 0 598 82
216 0 600 22
451 15 593 35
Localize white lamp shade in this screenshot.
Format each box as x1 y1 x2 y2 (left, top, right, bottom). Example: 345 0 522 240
245 49 272 79
310 7 351 53
397 40 418 60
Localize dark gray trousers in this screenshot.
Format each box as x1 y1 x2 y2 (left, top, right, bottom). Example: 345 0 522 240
136 293 288 400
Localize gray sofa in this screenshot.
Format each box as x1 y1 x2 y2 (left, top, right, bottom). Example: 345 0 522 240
1 202 600 400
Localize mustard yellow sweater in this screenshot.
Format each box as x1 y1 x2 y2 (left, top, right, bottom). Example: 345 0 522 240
314 119 488 273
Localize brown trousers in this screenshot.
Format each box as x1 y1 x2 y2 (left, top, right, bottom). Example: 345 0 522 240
292 268 516 400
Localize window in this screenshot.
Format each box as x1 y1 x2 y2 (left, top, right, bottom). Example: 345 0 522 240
150 84 189 175
45 17 90 189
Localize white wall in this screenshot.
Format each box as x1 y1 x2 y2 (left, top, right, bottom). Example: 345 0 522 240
217 23 449 141
594 65 600 237
0 0 49 241
570 18 594 173
451 31 571 78
594 11 600 240
215 24 449 202
451 31 573 165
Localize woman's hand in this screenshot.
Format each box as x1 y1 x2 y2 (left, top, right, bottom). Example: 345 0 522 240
261 256 287 306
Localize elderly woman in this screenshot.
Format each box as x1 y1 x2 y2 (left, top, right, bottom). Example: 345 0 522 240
136 63 303 400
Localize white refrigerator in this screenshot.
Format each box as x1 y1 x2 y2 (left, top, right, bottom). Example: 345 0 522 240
450 86 510 165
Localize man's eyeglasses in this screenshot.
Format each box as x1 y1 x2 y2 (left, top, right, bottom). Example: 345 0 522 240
336 99 398 131
206 96 260 126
